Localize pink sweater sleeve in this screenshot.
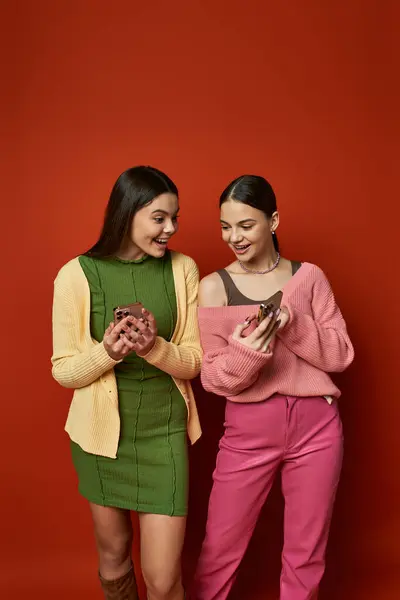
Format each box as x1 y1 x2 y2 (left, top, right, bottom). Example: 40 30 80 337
199 311 272 397
278 267 354 372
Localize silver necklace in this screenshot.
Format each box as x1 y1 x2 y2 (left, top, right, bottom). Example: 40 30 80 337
238 253 281 275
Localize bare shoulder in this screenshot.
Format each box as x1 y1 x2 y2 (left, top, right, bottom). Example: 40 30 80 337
198 272 227 307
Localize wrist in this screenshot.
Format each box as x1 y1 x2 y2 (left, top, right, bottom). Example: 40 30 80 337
104 343 120 361
136 337 156 357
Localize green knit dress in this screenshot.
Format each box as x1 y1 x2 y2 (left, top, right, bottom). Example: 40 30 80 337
70 252 188 516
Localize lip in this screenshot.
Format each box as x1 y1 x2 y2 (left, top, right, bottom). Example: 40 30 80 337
153 238 169 250
231 244 251 255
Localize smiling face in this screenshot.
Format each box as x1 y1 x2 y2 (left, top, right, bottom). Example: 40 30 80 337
220 198 279 263
122 192 179 259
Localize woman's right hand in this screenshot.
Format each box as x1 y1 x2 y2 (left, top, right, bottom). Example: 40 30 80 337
232 309 281 353
103 317 137 361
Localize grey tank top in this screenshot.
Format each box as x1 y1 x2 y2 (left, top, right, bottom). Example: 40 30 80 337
217 261 302 306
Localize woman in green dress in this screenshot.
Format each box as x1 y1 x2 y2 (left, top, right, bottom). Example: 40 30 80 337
51 166 202 600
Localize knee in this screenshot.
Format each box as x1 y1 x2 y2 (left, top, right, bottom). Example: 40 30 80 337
143 570 182 600
97 531 132 572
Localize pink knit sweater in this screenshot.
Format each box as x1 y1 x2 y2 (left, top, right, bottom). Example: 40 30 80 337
198 263 354 402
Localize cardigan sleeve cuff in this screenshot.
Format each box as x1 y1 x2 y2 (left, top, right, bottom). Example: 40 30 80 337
91 342 122 370
140 336 164 365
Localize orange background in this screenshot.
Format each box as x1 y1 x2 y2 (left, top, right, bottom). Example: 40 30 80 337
2 1 399 599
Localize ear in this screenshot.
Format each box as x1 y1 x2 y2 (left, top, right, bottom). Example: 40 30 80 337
270 211 280 233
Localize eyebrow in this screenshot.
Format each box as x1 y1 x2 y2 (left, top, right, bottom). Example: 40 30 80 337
220 218 256 225
152 209 180 216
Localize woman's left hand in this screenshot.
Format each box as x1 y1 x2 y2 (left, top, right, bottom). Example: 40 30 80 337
278 306 290 330
123 309 158 356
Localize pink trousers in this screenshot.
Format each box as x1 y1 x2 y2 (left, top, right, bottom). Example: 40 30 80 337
192 395 343 600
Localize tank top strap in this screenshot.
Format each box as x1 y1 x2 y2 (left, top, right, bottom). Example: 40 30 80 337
216 269 235 305
291 260 302 275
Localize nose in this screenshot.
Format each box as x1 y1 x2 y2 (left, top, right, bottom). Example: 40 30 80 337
230 229 243 244
163 219 176 234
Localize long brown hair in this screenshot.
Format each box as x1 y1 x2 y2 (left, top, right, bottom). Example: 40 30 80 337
85 166 178 258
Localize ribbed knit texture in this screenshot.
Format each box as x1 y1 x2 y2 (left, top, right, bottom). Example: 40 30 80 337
198 263 354 402
51 251 202 458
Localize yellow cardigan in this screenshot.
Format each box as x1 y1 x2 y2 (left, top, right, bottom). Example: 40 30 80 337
51 251 202 458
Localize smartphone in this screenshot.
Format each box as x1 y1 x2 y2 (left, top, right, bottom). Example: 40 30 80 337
257 290 283 323
113 302 144 325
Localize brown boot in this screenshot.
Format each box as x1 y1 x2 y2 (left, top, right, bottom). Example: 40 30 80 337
99 566 139 599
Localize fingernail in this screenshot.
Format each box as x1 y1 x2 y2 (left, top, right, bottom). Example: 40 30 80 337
268 311 274 319
276 308 281 316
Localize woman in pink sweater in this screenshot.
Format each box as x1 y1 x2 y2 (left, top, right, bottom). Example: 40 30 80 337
192 175 354 600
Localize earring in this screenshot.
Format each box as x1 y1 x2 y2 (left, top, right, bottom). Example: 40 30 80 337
272 231 275 235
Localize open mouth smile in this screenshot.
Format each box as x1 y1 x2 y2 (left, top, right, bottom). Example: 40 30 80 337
153 238 169 248
232 243 251 255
